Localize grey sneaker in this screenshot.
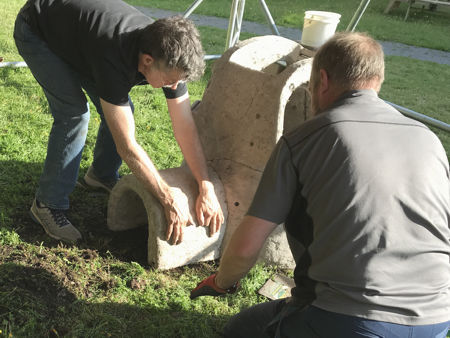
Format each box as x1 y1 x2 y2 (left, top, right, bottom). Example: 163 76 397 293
80 166 119 193
30 199 81 243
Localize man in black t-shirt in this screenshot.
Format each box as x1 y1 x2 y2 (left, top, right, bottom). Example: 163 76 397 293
14 0 223 244
190 32 450 337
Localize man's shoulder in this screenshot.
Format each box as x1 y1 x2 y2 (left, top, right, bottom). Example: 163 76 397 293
282 89 434 152
282 112 337 151
329 89 427 128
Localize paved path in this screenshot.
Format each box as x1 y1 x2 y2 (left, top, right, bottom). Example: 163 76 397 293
136 6 450 66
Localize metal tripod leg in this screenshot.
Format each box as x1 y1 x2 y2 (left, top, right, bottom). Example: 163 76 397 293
346 0 372 31
184 0 222 59
225 0 246 50
259 0 280 36
183 0 204 18
184 0 280 53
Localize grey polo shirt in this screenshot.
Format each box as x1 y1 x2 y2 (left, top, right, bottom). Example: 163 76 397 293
248 89 450 325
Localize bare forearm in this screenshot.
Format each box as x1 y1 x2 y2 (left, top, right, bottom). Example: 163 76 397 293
100 98 192 244
167 94 224 232
178 127 210 185
99 98 172 204
120 141 173 204
215 243 260 290
215 216 277 289
167 94 210 185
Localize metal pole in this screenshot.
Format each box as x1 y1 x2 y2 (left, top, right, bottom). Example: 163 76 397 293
225 0 245 50
225 0 239 50
234 0 246 45
0 61 27 68
385 100 450 133
185 0 279 52
184 0 220 60
258 0 280 36
346 0 372 32
204 54 221 60
184 0 204 18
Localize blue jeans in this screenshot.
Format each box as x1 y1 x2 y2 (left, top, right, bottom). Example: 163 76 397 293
223 299 450 338
14 14 133 209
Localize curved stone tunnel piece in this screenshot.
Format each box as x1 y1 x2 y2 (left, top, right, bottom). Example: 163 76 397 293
107 165 228 270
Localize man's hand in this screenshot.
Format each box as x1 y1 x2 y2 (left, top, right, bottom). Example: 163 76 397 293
190 273 238 299
164 188 195 245
196 181 224 236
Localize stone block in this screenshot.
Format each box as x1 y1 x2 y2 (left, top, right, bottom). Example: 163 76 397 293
108 165 227 270
192 36 312 269
193 36 312 172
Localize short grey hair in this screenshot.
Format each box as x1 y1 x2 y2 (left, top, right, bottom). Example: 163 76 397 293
311 32 384 91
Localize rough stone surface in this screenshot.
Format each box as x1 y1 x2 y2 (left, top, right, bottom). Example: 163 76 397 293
193 37 312 173
192 36 312 268
108 165 228 270
107 35 312 269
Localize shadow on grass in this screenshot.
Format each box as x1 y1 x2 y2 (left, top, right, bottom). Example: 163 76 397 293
0 263 227 337
0 159 149 265
0 67 44 98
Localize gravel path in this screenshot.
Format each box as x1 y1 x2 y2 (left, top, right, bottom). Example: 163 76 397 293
136 6 450 66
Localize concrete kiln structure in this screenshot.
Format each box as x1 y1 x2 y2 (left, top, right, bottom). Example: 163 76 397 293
107 35 313 270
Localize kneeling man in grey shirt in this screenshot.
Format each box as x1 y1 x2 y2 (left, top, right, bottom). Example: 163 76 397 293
191 32 450 338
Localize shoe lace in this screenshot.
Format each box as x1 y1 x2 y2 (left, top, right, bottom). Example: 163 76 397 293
50 209 71 228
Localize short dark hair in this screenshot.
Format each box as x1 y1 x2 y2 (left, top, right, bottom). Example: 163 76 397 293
139 16 205 81
311 32 384 91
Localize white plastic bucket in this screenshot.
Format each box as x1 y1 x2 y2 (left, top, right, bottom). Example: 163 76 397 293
301 11 341 49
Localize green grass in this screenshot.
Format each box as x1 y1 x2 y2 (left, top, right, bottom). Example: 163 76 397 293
0 1 24 61
1 0 450 336
126 0 450 51
0 242 277 337
381 55 450 158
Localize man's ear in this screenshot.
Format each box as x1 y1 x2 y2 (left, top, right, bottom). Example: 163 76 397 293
319 69 329 94
142 53 154 67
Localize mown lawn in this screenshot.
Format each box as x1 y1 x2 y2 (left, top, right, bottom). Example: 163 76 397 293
1 0 449 337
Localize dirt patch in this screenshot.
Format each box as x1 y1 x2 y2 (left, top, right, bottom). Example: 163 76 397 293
10 185 149 265
0 243 115 299
128 277 149 290
0 262 76 335
0 243 124 334
0 262 76 309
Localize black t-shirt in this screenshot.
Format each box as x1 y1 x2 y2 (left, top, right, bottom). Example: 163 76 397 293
20 0 187 105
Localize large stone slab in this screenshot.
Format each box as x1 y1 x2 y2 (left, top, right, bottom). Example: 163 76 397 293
193 36 312 172
192 36 313 268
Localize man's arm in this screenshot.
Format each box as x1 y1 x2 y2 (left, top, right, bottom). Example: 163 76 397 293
100 98 194 245
216 216 277 289
190 215 277 298
190 138 297 298
166 92 224 235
